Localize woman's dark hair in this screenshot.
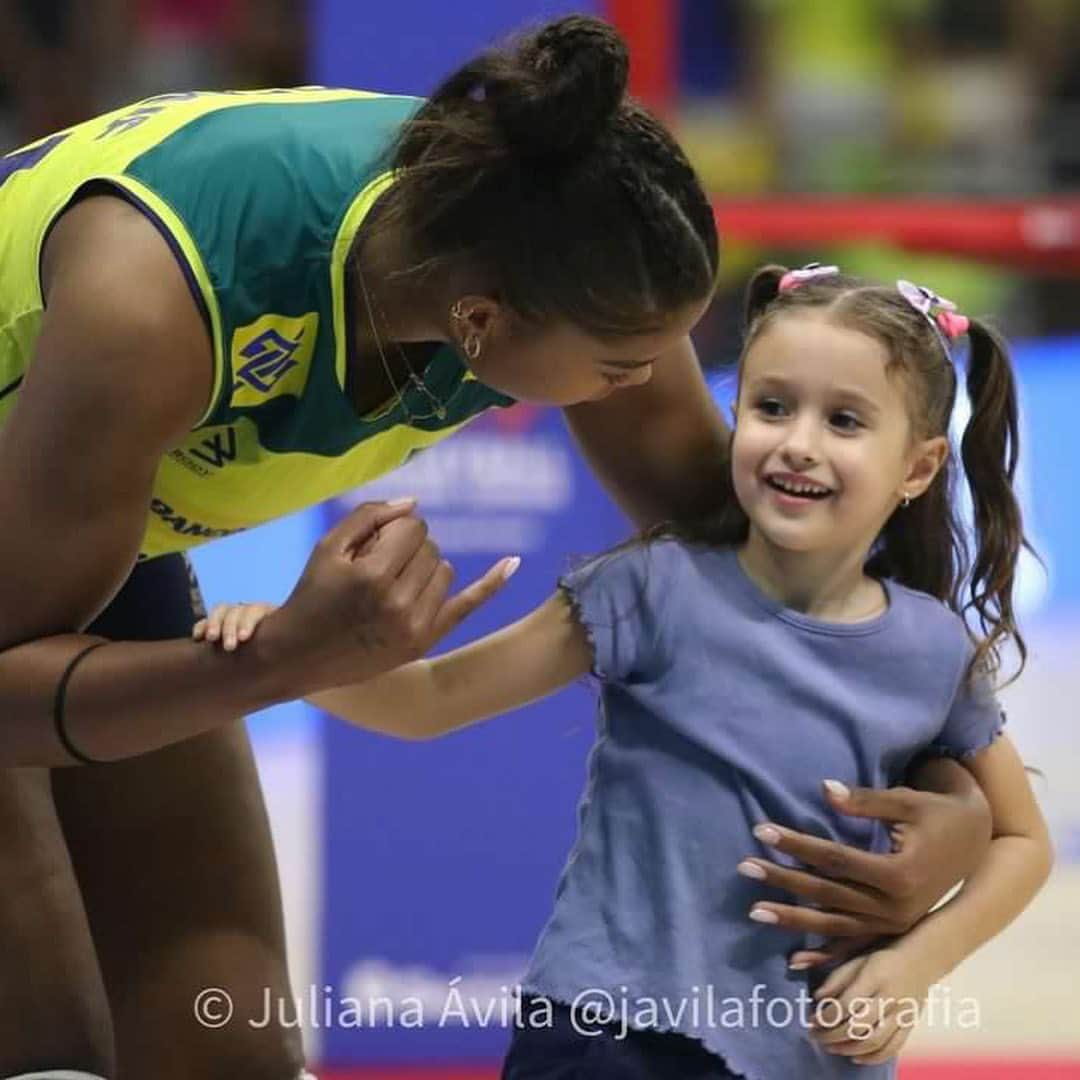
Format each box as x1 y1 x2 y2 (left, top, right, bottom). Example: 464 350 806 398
658 264 1030 684
365 14 719 336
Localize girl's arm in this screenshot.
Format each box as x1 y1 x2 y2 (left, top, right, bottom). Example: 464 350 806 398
877 733 1053 976
809 733 1053 1065
198 593 593 740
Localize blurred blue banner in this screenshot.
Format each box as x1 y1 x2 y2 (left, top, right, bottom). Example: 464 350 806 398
1007 336 1080 616
318 406 627 1062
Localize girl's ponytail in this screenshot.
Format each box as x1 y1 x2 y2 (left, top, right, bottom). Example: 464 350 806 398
743 264 787 330
959 319 1027 681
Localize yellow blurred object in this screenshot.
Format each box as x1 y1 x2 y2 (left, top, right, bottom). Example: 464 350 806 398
678 108 776 196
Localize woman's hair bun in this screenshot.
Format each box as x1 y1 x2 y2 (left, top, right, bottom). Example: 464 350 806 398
486 15 629 162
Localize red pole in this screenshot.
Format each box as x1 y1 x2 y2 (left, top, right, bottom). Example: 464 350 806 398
713 198 1080 275
604 0 677 113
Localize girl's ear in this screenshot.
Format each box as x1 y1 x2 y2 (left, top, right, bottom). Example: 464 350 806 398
902 434 949 499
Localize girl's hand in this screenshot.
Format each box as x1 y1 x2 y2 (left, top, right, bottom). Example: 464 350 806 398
808 944 938 1066
192 602 278 652
788 933 888 973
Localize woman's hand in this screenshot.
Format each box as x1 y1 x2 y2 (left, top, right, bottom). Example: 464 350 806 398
808 942 939 1065
241 501 518 697
194 602 277 651
740 767 992 954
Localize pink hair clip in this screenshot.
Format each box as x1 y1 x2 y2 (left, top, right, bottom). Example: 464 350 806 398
936 310 970 339
896 279 970 341
778 262 840 292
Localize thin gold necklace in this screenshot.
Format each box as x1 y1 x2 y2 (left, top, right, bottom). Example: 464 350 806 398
354 265 448 422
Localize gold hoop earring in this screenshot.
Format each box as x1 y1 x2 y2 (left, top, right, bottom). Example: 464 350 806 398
464 334 482 362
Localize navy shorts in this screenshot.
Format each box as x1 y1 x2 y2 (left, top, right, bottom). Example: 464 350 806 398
86 552 206 642
502 997 742 1080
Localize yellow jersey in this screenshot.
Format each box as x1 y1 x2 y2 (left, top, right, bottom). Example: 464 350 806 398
0 88 513 558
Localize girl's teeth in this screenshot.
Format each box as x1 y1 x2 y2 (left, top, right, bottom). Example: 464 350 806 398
770 478 829 497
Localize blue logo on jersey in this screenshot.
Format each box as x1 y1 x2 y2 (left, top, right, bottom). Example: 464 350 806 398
230 313 317 407
236 329 305 394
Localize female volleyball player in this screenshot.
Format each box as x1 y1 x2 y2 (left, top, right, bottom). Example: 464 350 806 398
204 263 1052 1077
0 16 991 1080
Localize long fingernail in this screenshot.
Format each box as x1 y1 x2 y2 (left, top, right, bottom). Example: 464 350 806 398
749 908 779 924
753 824 781 845
388 496 417 507
823 779 851 799
737 860 766 880
503 556 522 581
788 961 812 971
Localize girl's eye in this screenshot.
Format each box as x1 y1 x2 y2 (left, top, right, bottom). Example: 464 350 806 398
602 370 632 386
756 397 787 417
831 411 862 431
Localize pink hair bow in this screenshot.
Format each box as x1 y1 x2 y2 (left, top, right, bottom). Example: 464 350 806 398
779 262 840 292
896 279 970 341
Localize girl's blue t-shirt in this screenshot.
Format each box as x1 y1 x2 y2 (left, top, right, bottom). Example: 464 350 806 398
523 539 1004 1080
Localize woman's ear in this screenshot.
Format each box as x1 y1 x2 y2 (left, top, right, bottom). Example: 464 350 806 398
449 295 503 346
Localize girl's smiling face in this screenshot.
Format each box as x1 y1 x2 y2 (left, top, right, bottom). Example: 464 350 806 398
732 311 947 558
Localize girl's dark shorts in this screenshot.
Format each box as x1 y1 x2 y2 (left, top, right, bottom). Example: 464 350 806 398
502 996 742 1080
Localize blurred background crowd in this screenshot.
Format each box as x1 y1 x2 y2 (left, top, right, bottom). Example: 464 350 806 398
0 1 307 147
2 0 1078 348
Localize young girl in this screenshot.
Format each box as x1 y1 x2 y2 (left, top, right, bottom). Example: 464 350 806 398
196 264 1053 1078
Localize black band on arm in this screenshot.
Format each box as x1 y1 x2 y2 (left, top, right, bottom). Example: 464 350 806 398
53 640 111 765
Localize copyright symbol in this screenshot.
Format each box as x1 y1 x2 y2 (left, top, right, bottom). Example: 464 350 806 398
194 987 234 1029
570 989 616 1036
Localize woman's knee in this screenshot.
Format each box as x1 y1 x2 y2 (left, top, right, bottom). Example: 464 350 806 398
0 769 114 1079
148 1029 307 1080
101 930 304 1080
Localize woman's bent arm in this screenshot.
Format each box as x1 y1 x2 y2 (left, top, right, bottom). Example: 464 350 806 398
0 196 474 765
